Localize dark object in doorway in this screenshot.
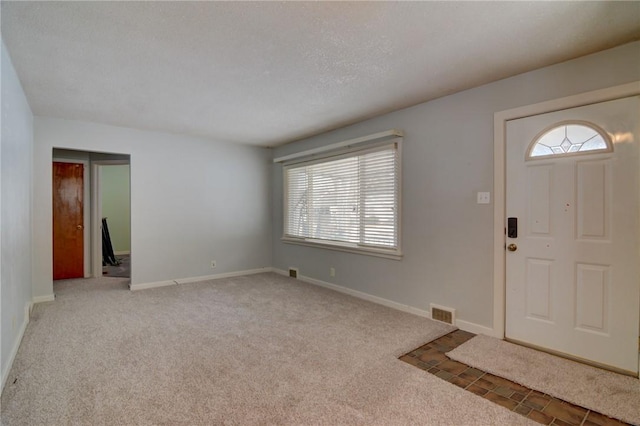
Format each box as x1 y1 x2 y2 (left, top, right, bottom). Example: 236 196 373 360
102 217 120 266
104 254 130 278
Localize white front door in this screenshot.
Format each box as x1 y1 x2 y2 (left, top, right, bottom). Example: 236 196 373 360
505 96 639 375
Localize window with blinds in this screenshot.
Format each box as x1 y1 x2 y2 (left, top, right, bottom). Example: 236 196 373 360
283 142 401 258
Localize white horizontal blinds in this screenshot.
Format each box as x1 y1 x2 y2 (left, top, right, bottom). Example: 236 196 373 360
285 143 398 249
361 148 398 247
286 167 309 238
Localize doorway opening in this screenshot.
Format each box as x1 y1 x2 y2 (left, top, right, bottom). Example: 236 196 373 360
51 149 131 282
98 163 131 279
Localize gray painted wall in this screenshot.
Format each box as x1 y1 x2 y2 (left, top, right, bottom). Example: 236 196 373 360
33 118 272 298
272 41 640 330
1 42 33 386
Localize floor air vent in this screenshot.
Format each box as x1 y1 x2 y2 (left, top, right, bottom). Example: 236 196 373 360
288 268 298 279
430 304 455 325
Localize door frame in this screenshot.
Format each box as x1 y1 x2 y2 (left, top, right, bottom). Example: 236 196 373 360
492 81 640 341
91 160 131 279
52 156 91 278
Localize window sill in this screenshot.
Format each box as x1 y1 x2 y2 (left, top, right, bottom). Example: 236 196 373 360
281 237 403 260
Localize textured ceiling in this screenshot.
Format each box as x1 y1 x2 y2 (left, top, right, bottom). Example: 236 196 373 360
2 1 639 147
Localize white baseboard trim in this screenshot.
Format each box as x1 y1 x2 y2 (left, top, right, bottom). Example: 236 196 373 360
175 267 272 285
114 251 130 256
272 268 288 277
130 280 177 291
455 319 496 337
131 267 274 291
32 294 55 303
273 268 496 337
2 301 31 392
300 273 432 318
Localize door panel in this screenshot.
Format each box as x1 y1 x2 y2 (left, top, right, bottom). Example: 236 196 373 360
527 165 551 235
575 263 609 333
505 96 639 374
576 161 609 239
53 162 84 280
525 258 553 322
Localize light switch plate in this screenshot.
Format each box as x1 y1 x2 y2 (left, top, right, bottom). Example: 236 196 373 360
477 192 490 204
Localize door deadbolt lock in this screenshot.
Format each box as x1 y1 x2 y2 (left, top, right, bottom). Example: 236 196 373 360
507 217 518 238
507 243 517 252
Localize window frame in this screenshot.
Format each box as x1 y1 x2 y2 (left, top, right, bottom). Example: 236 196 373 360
282 138 403 260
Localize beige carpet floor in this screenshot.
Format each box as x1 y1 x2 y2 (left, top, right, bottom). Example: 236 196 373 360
447 334 640 425
1 273 532 425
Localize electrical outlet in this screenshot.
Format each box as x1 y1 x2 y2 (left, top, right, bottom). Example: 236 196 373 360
330 267 335 277
477 191 491 204
210 260 217 269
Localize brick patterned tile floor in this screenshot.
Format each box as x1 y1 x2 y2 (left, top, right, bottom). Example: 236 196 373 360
400 330 629 426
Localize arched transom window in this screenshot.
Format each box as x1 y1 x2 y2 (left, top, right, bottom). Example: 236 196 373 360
527 121 612 160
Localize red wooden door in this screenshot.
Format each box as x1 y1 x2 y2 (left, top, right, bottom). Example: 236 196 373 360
53 162 84 280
